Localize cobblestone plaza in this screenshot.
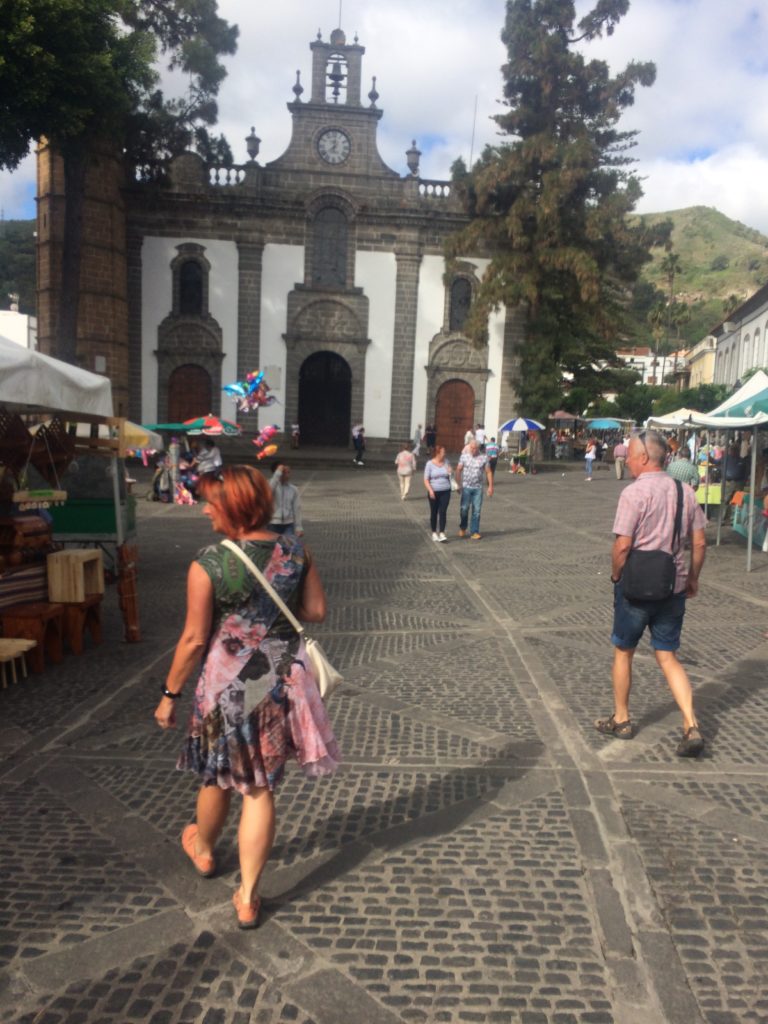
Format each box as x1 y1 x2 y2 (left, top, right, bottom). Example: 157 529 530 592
1 464 767 1024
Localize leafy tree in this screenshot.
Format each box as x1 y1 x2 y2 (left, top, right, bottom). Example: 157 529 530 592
651 383 728 416
723 293 740 317
447 0 657 420
0 0 237 363
613 383 665 424
0 219 36 314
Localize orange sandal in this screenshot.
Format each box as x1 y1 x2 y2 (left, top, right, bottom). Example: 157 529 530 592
181 824 216 878
232 888 261 929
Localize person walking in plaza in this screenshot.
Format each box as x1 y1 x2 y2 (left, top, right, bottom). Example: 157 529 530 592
613 437 628 480
456 439 494 539
394 442 417 500
595 430 707 757
424 424 436 456
412 423 423 457
666 447 700 491
423 444 452 542
154 465 340 928
584 438 597 481
485 436 500 477
352 424 365 465
268 461 303 535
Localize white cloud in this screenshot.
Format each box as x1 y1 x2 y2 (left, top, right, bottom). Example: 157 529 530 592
635 145 768 229
2 0 768 234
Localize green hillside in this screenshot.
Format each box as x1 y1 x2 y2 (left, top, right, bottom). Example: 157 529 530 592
629 206 768 346
0 218 36 315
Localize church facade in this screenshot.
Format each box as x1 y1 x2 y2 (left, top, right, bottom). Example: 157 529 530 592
40 28 523 448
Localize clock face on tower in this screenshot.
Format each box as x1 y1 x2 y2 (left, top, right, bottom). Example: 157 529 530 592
317 128 351 165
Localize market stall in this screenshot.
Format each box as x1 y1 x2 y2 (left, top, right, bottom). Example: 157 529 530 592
687 373 768 571
0 335 141 643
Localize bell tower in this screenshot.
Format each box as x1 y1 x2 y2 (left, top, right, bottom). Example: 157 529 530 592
267 28 397 179
309 28 365 106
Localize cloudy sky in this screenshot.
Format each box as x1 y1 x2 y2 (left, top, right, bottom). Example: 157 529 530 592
2 0 768 234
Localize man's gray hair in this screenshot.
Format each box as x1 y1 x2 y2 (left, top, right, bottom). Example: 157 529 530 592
635 429 668 466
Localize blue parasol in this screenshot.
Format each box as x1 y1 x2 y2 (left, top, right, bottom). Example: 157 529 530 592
499 416 545 432
587 418 622 430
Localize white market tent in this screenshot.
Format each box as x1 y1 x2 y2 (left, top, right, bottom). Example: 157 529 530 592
703 370 768 420
646 407 702 429
0 333 113 416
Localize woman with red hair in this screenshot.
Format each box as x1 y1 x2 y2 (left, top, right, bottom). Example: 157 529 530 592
154 465 340 929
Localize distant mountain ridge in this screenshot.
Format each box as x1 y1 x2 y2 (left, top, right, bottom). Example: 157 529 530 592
631 205 768 345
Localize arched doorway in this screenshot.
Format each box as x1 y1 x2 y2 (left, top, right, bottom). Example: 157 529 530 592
434 379 474 454
168 364 212 422
298 352 352 445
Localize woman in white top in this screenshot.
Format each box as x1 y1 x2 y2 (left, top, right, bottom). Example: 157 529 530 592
584 439 597 481
394 442 417 500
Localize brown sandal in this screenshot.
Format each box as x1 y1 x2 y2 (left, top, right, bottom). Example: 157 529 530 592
594 714 634 740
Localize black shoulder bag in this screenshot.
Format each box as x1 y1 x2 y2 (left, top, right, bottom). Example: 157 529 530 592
620 480 683 602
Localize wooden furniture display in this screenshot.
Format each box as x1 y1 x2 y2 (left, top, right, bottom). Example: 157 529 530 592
0 638 37 687
47 549 104 603
0 602 65 673
62 593 103 655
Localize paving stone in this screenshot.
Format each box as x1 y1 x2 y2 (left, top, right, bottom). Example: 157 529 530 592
1 466 766 1024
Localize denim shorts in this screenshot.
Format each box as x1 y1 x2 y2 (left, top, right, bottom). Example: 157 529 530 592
611 581 687 652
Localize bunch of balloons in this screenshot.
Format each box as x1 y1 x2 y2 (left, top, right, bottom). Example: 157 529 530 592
222 370 279 413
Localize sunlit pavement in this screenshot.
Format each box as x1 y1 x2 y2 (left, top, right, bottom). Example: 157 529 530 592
1 463 766 1024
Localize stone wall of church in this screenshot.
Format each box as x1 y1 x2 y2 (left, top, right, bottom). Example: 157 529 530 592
140 236 238 424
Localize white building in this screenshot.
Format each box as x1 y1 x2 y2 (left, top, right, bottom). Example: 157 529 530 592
0 308 37 349
713 282 768 387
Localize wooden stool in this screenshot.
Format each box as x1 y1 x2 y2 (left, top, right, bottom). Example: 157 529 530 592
47 550 105 603
0 602 65 673
62 593 103 655
0 638 37 687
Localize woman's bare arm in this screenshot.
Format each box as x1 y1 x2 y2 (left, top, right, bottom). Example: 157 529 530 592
296 551 327 623
154 562 213 728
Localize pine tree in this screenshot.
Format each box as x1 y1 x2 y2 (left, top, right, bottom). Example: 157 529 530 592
448 0 658 419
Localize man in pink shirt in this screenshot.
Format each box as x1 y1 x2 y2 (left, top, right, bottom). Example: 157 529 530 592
595 430 707 757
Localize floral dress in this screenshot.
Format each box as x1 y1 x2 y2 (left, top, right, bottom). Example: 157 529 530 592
177 535 340 793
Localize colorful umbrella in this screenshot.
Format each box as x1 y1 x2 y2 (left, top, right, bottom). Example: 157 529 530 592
587 418 622 430
182 414 241 436
499 416 545 432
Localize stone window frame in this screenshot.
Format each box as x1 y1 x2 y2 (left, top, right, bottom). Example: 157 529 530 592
443 266 478 334
303 191 358 292
170 243 211 317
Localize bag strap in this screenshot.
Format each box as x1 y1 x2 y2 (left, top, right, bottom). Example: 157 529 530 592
672 480 683 551
221 538 305 636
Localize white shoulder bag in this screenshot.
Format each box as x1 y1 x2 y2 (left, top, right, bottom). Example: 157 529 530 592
221 539 343 700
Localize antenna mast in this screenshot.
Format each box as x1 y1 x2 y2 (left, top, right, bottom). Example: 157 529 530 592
469 94 478 169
